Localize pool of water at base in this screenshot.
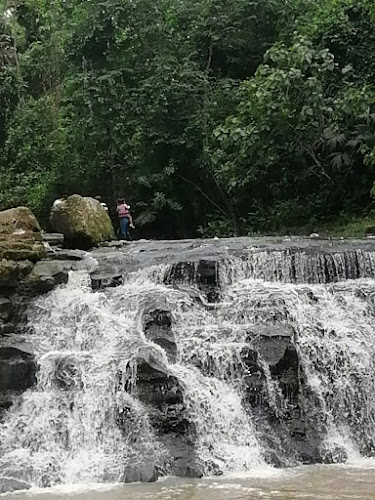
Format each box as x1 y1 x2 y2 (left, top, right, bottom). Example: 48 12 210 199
3 463 375 500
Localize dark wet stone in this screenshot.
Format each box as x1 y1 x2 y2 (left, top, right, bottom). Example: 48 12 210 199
91 275 123 290
135 360 182 407
0 347 36 391
0 323 15 335
196 260 220 302
165 259 220 302
249 325 294 366
123 351 199 479
270 343 300 403
143 310 177 362
238 323 324 466
90 253 126 289
123 464 159 483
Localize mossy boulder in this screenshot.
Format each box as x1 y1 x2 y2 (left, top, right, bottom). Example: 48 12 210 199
49 194 115 250
0 207 46 285
0 206 42 238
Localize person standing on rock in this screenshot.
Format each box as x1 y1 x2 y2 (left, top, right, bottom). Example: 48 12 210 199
116 198 135 239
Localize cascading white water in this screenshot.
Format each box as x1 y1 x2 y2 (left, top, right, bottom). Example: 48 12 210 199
0 272 169 486
2 245 375 489
221 274 375 461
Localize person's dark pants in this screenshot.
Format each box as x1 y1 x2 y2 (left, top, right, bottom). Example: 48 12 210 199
119 217 130 240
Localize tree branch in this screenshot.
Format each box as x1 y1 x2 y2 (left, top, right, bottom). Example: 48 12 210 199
178 174 229 218
206 42 213 72
301 143 334 183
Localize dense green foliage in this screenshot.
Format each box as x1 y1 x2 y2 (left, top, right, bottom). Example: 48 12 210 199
0 0 375 237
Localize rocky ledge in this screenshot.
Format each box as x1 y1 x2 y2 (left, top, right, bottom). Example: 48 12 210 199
2 226 375 484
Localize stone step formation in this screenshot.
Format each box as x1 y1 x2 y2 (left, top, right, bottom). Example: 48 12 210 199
2 235 375 492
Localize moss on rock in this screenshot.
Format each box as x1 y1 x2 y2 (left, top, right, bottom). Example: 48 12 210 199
49 195 115 250
0 207 46 284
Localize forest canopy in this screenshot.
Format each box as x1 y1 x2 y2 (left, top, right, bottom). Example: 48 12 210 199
0 0 375 238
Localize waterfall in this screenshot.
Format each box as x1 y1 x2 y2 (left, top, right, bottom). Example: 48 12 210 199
2 241 375 489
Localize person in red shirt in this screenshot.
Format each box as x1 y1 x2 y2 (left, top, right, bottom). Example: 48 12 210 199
116 198 135 239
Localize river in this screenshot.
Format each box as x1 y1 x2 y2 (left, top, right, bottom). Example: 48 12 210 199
2 463 375 499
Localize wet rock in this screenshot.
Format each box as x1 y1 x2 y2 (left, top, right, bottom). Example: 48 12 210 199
0 477 31 493
91 275 123 290
0 323 15 335
25 260 69 293
90 253 126 289
162 435 203 478
0 394 14 420
135 358 182 407
130 351 199 478
52 249 86 261
165 259 220 302
49 194 115 250
123 464 159 483
42 232 64 246
143 310 177 362
52 355 82 391
165 262 195 285
100 241 129 248
0 347 36 391
0 297 13 321
270 342 300 403
196 260 220 302
241 348 266 406
247 324 294 365
240 324 319 465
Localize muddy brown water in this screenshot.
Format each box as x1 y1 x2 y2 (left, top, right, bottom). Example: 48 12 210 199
2 463 375 500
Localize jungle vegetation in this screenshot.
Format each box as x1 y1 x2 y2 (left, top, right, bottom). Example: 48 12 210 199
1 0 375 238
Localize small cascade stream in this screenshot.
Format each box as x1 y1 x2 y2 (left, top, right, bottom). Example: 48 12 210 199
2 239 375 490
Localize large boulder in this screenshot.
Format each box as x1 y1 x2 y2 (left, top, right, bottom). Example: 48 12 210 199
0 207 45 285
49 195 115 250
0 207 45 262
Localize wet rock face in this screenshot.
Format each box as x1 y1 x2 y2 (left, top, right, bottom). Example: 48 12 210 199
129 354 200 478
0 347 36 392
143 310 177 362
90 253 126 290
240 325 321 465
49 194 115 250
0 347 36 419
134 359 183 407
165 260 220 302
